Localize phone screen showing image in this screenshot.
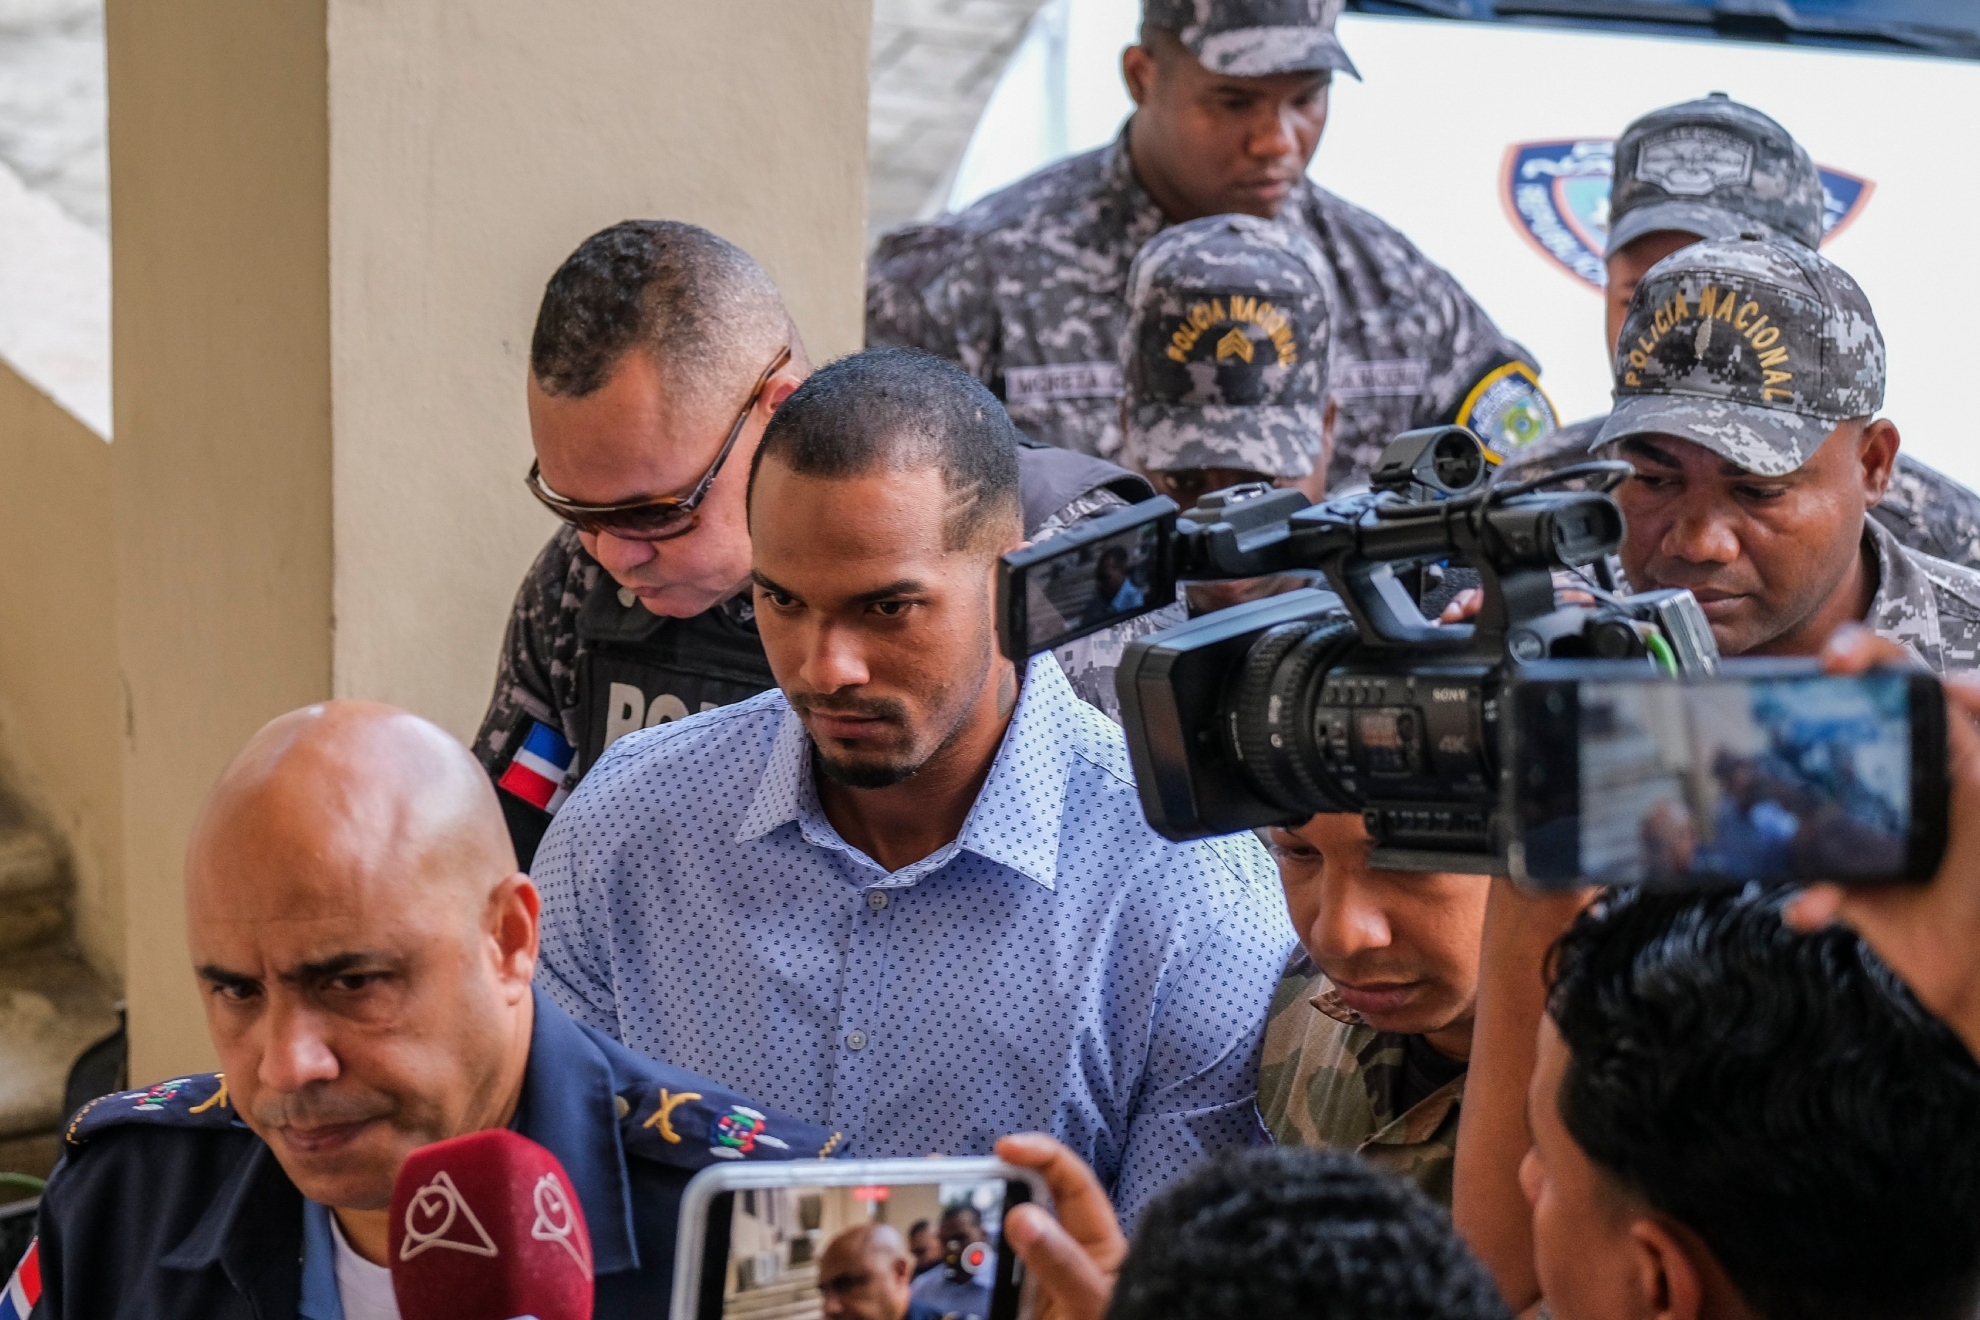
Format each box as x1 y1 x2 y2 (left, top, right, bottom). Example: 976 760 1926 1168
699 1176 1028 1320
1020 519 1166 654
1512 667 1943 889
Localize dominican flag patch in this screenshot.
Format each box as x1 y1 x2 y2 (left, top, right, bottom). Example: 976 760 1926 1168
1 1238 41 1320
497 721 576 814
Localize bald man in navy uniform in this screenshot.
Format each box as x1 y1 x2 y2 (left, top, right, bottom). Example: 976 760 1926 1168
8 702 839 1319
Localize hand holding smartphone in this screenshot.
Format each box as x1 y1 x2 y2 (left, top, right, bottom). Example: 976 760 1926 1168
672 1158 1048 1320
1507 660 1948 890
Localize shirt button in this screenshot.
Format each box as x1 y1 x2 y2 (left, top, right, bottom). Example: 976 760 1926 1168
865 890 889 911
846 1029 868 1051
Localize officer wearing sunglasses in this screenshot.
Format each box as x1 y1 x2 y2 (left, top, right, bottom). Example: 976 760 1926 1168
474 221 1178 866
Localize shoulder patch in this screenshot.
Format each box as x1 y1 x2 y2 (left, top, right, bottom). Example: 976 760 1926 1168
619 1078 845 1171
494 714 576 816
65 1073 241 1147
1458 361 1559 463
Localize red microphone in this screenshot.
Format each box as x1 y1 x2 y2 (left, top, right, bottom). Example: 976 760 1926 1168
388 1129 594 1320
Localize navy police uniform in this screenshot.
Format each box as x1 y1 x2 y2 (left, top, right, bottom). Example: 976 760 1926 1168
475 442 1180 867
14 990 840 1318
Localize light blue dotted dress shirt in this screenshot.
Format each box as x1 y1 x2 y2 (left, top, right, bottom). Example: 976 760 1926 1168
532 653 1295 1224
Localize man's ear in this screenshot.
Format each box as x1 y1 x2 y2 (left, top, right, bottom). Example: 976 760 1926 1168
765 374 803 415
1627 1215 1707 1320
489 873 541 993
1122 42 1156 107
1858 417 1900 505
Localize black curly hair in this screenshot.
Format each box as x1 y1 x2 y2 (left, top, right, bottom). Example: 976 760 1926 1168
1105 1147 1510 1320
1548 884 1980 1320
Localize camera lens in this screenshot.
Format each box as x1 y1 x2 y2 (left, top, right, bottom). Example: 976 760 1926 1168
1225 617 1359 815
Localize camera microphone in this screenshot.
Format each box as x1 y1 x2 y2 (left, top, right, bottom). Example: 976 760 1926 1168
388 1128 594 1320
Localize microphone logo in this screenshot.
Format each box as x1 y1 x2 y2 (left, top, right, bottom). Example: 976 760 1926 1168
400 1169 500 1261
530 1172 591 1273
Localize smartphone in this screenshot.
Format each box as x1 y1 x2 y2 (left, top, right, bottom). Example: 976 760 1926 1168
671 1157 1047 1320
1506 660 1947 891
997 497 1177 659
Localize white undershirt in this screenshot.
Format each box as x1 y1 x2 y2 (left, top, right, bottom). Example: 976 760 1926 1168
329 1212 403 1320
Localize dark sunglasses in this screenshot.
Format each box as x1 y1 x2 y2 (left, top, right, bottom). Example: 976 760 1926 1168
526 345 793 542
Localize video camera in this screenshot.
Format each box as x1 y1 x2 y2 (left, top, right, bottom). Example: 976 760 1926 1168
998 427 1720 874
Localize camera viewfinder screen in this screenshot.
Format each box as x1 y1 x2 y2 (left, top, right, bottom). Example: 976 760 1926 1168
1575 672 1912 885
1023 521 1162 653
721 1178 1011 1320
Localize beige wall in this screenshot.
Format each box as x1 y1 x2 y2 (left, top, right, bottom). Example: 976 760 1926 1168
328 0 873 741
0 365 121 980
99 0 872 1082
107 0 336 1081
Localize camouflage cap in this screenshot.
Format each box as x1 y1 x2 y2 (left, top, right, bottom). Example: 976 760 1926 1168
1120 212 1332 479
1609 93 1824 255
1595 237 1884 476
1142 0 1359 79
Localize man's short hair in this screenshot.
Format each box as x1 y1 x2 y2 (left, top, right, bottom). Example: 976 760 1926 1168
1107 1147 1509 1320
748 347 1022 551
1548 885 1980 1320
940 1204 983 1229
530 219 786 400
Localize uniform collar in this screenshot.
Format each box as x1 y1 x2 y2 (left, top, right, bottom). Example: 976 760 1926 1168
517 987 642 1275
160 990 643 1286
1104 121 1171 244
737 654 1076 891
1308 976 1468 1142
1863 515 1940 671
1310 980 1367 1028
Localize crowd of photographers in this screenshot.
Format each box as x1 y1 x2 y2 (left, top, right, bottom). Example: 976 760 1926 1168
13 1 1980 1317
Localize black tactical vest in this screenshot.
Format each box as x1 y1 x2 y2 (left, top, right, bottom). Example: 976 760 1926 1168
572 587 776 775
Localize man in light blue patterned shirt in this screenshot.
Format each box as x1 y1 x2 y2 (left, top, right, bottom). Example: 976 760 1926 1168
533 348 1293 1223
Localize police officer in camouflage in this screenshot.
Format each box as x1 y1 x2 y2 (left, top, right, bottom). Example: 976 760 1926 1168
476 222 1178 867
1495 93 1980 567
1117 212 1331 612
1254 815 1487 1206
1599 236 1980 671
1109 214 1482 1205
14 702 835 1319
867 0 1559 488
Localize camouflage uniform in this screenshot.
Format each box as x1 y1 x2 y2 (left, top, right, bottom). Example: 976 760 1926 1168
1257 952 1464 1205
1596 236 1980 674
1863 516 1980 675
866 3 1554 487
1493 94 1980 570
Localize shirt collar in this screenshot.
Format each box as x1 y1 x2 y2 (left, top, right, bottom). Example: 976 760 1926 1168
516 987 642 1274
298 1200 341 1320
1104 121 1169 241
737 654 1077 891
